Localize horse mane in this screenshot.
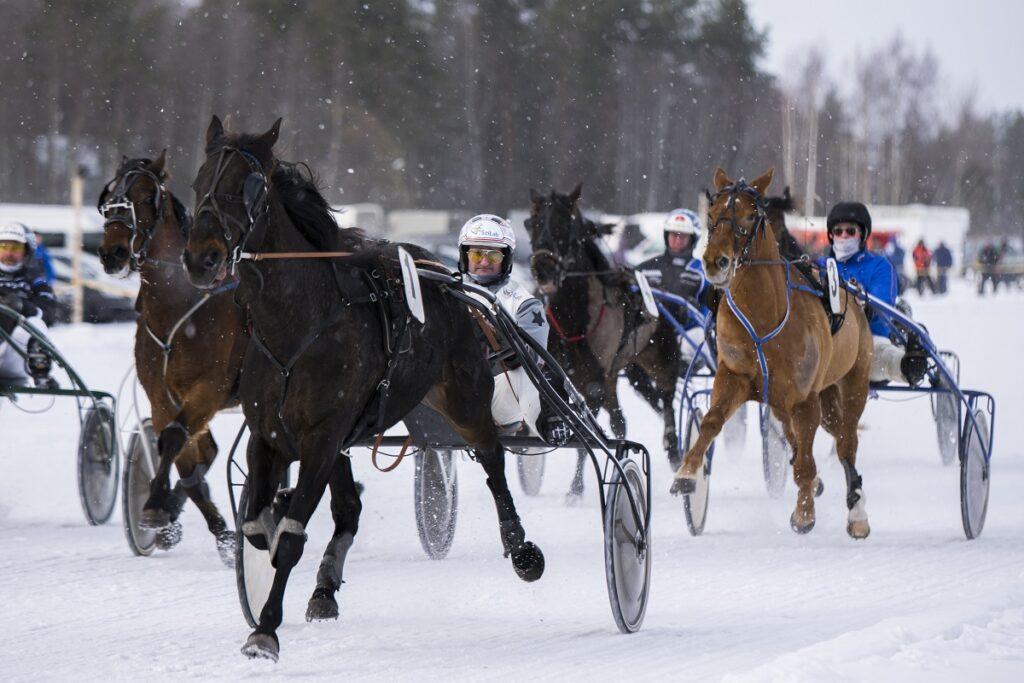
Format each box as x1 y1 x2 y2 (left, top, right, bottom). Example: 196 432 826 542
210 132 364 252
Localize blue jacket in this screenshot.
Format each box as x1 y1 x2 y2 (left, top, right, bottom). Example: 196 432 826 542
637 252 707 330
820 248 898 337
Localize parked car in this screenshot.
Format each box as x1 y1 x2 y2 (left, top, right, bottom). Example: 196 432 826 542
48 249 138 324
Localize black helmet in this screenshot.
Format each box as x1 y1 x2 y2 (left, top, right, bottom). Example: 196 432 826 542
826 202 872 242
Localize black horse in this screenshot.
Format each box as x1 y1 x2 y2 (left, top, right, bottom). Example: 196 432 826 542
528 185 681 492
183 116 543 661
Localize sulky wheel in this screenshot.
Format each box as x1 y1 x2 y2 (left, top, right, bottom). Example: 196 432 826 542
760 406 790 499
604 458 651 634
414 448 459 560
722 403 748 457
516 450 546 496
960 409 991 540
122 419 159 556
235 481 279 629
682 408 714 536
931 352 961 466
77 402 119 525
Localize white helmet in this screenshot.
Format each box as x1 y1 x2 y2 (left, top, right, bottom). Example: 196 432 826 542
458 214 516 282
0 221 30 245
663 208 701 237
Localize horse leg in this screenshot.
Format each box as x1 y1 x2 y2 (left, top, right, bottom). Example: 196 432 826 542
603 379 627 439
140 403 192 530
242 433 337 662
306 454 362 622
671 368 749 494
175 428 235 565
637 335 682 470
820 383 871 539
476 441 545 581
565 449 587 504
787 394 822 534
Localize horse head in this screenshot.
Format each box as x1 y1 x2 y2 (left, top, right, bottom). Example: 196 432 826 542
702 167 775 288
97 151 169 276
183 115 278 289
526 183 586 295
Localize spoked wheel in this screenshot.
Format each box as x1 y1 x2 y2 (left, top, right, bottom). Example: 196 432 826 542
932 352 961 466
78 402 119 525
516 450 546 496
122 419 159 556
682 408 713 536
760 406 790 499
604 458 651 634
235 482 278 630
414 448 459 559
722 403 748 456
960 410 991 540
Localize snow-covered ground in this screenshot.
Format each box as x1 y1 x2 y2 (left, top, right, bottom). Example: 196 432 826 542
1 280 1022 681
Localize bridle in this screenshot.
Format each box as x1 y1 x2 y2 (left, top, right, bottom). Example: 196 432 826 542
193 146 270 271
528 197 589 287
99 163 168 270
705 179 770 267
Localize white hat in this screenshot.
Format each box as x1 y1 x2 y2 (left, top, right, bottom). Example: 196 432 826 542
458 214 516 252
663 209 701 236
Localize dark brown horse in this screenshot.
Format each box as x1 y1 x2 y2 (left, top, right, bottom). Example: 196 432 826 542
528 185 681 496
672 168 874 538
182 116 543 661
97 153 245 561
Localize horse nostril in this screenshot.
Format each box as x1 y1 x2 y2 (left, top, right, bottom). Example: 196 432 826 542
113 246 128 261
716 256 731 271
202 249 221 270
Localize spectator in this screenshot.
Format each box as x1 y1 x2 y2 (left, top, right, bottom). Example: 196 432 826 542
884 236 907 294
933 241 953 294
912 239 934 296
977 241 1000 295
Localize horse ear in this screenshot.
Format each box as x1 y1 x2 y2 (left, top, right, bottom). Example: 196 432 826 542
529 188 543 204
713 167 732 191
783 185 791 201
568 182 583 205
261 118 282 148
750 167 774 194
206 115 224 146
151 148 167 177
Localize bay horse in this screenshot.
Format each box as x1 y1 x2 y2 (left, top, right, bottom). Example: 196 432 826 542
97 152 244 562
528 185 681 496
671 168 874 538
183 116 543 661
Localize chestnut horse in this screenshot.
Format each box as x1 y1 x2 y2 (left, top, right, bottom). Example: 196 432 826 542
97 153 246 561
671 168 874 538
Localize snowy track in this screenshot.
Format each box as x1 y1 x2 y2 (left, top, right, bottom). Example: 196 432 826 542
2 284 1022 681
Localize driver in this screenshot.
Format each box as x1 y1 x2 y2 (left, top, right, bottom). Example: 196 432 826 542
636 208 709 364
0 222 58 388
457 214 566 442
823 202 928 386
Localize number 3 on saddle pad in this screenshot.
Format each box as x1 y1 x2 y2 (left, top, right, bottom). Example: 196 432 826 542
634 271 660 319
826 258 842 315
397 246 426 324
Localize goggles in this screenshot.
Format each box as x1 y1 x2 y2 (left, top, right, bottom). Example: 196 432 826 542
467 248 504 264
831 226 860 238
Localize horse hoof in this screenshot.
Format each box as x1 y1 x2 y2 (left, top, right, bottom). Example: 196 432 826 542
241 632 279 662
847 520 871 540
216 529 236 568
564 491 583 507
139 507 170 530
306 588 339 622
670 476 696 496
790 513 815 535
667 451 683 473
511 541 545 582
154 520 183 550
814 477 824 498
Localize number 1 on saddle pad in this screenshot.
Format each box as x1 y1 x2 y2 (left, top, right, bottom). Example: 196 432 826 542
397 246 426 324
634 270 660 319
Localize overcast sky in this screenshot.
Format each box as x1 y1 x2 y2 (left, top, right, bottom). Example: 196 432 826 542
746 0 1024 114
